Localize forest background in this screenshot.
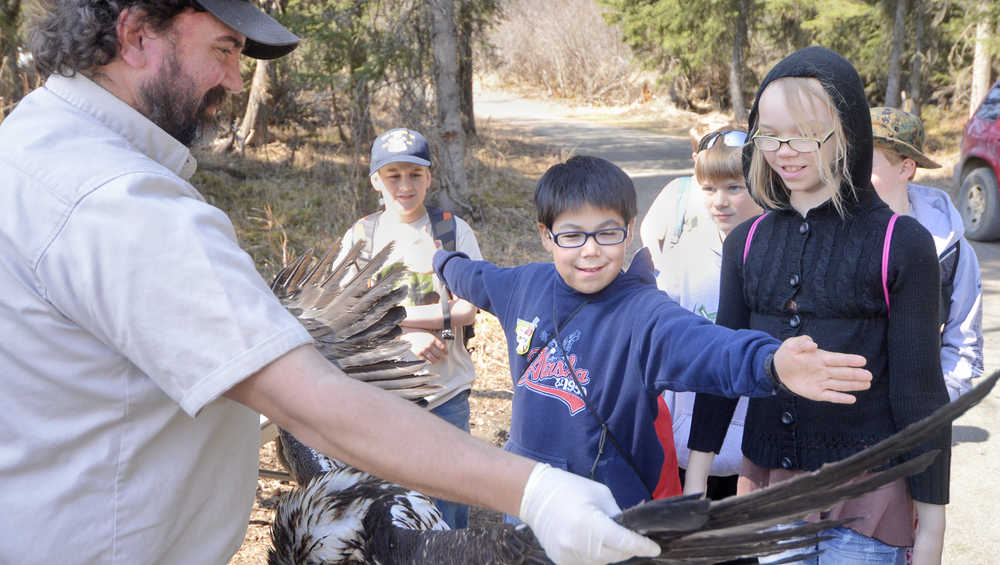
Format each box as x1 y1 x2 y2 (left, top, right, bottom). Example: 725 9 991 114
2 1 1000 561
3 0 999 276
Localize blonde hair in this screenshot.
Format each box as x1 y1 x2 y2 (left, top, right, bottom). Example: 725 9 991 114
694 129 746 183
874 143 916 181
747 77 855 216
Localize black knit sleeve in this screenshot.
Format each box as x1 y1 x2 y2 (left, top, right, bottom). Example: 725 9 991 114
886 216 951 504
688 220 753 454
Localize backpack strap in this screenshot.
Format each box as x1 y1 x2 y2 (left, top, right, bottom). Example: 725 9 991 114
937 240 960 326
668 176 691 247
742 212 771 265
426 207 473 344
882 213 900 316
351 212 379 264
426 206 457 252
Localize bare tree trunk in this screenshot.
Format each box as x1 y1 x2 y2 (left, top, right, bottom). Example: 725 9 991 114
907 0 924 116
457 1 476 139
970 0 992 116
884 0 907 107
428 0 473 216
236 58 273 150
728 0 748 119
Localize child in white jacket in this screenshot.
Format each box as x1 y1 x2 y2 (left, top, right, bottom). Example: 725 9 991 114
655 128 761 505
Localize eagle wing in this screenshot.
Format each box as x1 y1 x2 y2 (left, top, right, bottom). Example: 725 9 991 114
270 370 998 565
615 369 998 563
270 239 438 402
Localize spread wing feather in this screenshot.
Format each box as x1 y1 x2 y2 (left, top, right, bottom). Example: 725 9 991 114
270 239 440 400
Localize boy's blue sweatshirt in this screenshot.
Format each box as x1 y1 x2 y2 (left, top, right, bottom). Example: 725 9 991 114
434 248 781 509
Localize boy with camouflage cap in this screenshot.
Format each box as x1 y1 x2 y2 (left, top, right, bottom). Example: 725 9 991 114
870 106 984 399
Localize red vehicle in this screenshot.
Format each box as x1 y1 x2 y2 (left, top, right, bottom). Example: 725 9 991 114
956 80 1000 241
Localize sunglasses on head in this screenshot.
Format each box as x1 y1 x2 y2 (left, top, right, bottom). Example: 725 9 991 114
697 130 748 152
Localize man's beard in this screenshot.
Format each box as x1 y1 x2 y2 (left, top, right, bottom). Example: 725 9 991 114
138 52 228 147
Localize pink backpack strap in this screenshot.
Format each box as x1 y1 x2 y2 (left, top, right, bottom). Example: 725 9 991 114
882 214 900 315
743 212 770 264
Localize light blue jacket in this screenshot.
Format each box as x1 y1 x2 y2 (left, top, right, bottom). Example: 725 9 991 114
908 184 984 400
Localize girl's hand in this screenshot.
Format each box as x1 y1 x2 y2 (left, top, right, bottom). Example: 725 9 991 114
911 501 945 565
400 329 449 364
773 335 872 403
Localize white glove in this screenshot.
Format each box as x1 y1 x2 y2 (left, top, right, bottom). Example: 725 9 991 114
519 463 661 565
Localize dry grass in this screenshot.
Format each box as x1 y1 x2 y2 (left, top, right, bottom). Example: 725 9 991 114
485 0 638 103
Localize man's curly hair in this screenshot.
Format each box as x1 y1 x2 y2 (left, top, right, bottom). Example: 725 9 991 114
29 0 194 77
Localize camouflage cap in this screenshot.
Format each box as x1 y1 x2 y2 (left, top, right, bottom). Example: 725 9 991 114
870 106 941 169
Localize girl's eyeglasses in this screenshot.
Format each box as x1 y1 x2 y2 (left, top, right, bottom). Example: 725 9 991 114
697 130 748 152
548 227 628 248
751 130 833 153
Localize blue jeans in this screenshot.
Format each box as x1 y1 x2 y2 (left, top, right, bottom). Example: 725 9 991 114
759 525 906 565
430 390 471 529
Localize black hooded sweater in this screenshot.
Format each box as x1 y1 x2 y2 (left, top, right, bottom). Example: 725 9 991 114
688 46 951 505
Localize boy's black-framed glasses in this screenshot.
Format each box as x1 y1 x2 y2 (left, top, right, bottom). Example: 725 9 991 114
547 227 628 248
697 130 748 152
751 130 834 153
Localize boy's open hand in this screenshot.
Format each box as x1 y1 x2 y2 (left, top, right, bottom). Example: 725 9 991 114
774 335 871 404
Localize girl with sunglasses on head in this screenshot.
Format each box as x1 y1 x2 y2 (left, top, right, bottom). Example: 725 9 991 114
640 126 748 274
653 128 762 525
684 47 950 565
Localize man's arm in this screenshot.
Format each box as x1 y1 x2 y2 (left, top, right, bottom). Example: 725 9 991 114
225 345 659 564
227 345 525 511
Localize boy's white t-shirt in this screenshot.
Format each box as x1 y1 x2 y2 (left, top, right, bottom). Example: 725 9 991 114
338 210 483 409
656 217 748 476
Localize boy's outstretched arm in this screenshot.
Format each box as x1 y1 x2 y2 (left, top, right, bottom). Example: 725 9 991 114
773 335 872 403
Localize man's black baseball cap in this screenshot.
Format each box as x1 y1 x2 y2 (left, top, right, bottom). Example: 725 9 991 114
195 0 299 59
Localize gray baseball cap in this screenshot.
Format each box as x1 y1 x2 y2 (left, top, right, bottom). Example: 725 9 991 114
370 129 431 175
196 0 299 59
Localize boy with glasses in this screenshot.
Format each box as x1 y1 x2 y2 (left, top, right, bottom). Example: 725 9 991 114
432 155 874 513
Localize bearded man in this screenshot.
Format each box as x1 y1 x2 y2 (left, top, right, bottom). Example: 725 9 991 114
0 2 660 564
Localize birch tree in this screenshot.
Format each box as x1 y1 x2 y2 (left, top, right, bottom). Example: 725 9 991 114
884 0 907 107
428 0 472 215
969 0 993 115
906 0 925 115
729 0 750 119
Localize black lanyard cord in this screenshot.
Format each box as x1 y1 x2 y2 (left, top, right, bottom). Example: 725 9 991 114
550 297 655 499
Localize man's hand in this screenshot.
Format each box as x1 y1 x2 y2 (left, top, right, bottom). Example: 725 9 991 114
400 329 449 364
774 335 872 404
519 463 661 565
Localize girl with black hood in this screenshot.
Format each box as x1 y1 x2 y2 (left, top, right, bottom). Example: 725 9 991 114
684 47 950 564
